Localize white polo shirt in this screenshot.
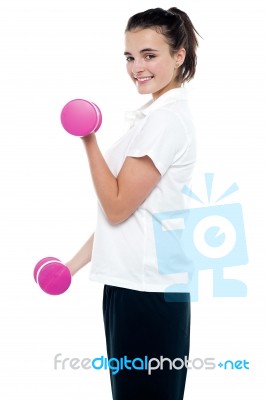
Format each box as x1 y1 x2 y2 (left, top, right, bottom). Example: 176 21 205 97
89 87 196 292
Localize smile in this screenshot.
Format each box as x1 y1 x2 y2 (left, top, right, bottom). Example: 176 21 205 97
135 76 154 82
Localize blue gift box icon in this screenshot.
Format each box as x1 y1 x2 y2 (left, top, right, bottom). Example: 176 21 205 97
152 174 249 301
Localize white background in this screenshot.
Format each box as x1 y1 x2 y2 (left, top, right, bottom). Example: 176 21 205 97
1 0 265 398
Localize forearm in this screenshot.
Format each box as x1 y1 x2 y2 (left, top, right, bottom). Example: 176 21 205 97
82 134 119 222
66 233 94 276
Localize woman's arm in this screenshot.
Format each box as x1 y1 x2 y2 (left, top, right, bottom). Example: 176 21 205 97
65 233 94 276
82 133 161 225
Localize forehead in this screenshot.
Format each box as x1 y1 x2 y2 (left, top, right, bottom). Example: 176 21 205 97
124 28 168 52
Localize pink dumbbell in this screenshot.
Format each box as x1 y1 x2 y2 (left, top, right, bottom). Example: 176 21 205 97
34 257 72 295
60 99 102 136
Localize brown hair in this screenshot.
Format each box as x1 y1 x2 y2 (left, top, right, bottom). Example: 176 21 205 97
125 7 201 84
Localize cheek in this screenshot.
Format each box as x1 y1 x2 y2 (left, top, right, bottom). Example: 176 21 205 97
161 62 175 80
150 60 170 78
156 56 175 71
126 63 132 76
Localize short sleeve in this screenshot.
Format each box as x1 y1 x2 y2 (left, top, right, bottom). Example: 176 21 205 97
126 108 189 176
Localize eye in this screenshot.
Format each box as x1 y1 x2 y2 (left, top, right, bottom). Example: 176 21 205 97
145 54 156 60
125 56 134 62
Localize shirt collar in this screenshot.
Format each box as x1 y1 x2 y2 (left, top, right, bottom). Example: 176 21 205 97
125 87 187 125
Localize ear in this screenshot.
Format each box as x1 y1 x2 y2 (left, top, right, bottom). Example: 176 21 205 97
174 48 186 66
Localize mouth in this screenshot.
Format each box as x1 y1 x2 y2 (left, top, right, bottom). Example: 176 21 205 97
134 76 154 83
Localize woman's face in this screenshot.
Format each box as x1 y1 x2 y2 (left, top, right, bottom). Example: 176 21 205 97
124 28 184 100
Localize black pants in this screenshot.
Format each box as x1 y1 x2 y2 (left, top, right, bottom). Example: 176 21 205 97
103 285 190 400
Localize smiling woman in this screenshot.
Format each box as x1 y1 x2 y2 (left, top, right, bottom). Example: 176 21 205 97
124 28 186 99
125 7 199 88
66 6 200 400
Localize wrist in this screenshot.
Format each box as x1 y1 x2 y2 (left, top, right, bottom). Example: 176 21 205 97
65 262 75 276
81 132 96 144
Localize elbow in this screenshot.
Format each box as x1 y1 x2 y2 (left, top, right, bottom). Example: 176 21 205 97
106 213 124 226
103 198 133 225
105 209 129 225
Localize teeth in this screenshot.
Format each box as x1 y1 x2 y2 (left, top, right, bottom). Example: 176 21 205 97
136 76 153 81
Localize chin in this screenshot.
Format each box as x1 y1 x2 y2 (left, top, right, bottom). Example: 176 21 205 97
138 90 152 96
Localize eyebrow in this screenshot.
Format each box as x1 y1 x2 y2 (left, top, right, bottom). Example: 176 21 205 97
124 48 159 56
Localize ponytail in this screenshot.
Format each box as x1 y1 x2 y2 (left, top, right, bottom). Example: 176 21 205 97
167 7 200 83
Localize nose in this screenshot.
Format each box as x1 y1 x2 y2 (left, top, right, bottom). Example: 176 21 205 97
131 58 145 76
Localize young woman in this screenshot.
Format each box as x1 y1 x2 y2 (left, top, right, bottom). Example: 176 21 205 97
67 7 200 400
